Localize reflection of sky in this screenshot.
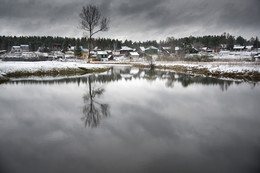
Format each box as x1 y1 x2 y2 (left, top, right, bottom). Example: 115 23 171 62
0 78 260 173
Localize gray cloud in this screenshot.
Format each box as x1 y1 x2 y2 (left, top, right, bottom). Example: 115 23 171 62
0 0 259 41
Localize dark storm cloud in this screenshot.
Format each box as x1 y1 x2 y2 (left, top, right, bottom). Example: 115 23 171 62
0 0 259 41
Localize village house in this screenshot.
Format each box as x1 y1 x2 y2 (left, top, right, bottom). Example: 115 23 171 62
11 45 29 53
233 45 246 51
97 51 108 59
120 46 134 56
81 49 88 61
145 46 159 54
130 52 139 59
137 46 146 57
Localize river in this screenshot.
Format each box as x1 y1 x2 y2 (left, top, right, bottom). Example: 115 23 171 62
0 66 260 173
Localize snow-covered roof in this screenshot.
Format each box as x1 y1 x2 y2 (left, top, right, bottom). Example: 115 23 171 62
12 46 20 49
130 52 139 56
82 49 88 52
246 45 253 49
233 45 245 49
20 45 29 48
121 46 134 51
97 51 107 55
147 46 158 50
140 47 146 52
162 47 171 50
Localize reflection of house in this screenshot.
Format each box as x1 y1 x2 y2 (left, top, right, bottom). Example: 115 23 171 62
145 46 158 54
11 45 29 53
120 46 134 55
130 52 139 59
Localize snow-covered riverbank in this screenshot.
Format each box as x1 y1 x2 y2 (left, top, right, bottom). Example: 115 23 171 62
1 60 260 82
0 60 108 75
132 61 260 82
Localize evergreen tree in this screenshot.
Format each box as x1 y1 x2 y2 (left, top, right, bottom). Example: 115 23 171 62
253 37 259 48
74 39 82 58
236 36 246 46
62 38 69 53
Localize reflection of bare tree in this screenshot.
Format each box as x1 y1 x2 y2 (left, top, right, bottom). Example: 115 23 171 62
81 76 110 128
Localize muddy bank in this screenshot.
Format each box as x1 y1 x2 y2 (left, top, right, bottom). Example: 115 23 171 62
133 63 260 82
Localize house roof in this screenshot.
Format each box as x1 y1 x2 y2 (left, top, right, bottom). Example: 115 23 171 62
146 46 158 50
81 49 88 52
20 45 29 47
162 47 171 50
12 46 20 49
140 46 146 51
246 45 253 49
121 46 134 51
97 51 107 55
233 45 245 49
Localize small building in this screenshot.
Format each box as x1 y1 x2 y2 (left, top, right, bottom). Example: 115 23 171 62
11 45 29 53
246 45 254 51
20 45 29 52
120 46 134 55
145 46 158 54
233 45 245 51
81 49 89 61
130 52 139 59
97 51 108 59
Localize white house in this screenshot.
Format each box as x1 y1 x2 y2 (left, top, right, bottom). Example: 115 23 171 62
130 52 139 59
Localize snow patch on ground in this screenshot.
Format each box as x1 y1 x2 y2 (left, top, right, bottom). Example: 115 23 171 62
0 60 107 74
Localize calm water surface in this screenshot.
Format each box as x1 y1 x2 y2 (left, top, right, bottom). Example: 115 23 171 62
0 66 260 173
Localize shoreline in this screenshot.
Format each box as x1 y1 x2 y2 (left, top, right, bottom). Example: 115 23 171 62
132 61 260 82
1 60 260 83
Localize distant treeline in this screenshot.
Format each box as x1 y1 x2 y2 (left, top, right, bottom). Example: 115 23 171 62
0 33 259 52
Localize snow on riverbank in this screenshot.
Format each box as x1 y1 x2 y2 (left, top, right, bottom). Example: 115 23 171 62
0 60 107 74
149 61 260 73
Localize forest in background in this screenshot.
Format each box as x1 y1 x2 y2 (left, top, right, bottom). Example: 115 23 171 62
0 33 259 52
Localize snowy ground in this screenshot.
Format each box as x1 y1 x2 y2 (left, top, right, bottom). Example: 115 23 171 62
0 60 108 75
134 61 260 73
1 60 260 82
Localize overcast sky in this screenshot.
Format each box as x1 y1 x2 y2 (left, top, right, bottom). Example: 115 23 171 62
0 0 259 41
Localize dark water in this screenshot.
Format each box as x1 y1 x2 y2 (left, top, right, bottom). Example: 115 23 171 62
0 66 260 173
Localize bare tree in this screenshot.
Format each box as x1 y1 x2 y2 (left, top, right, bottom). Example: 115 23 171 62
79 4 110 62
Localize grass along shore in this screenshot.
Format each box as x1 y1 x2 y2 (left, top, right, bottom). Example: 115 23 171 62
132 62 260 82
